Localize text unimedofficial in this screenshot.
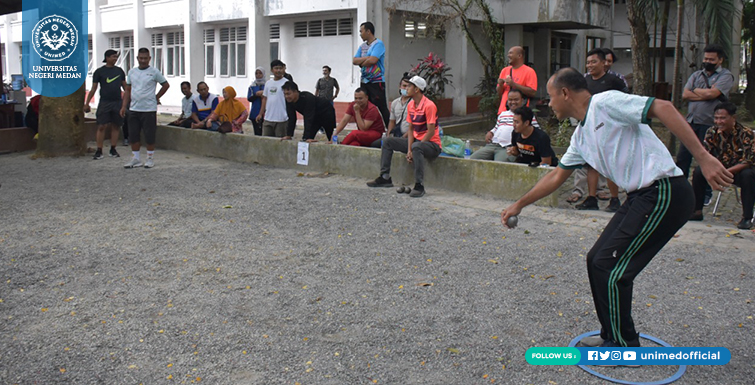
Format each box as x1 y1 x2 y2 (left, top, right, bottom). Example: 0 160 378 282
641 351 720 360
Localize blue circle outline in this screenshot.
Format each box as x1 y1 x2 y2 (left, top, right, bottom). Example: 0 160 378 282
568 330 687 385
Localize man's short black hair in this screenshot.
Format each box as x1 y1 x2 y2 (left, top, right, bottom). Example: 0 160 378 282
360 22 375 35
323 65 331 72
601 48 617 62
550 67 589 92
180 81 191 89
704 44 726 59
281 81 299 92
137 47 150 55
354 87 367 96
513 106 534 125
508 88 523 97
586 48 606 61
714 102 737 116
271 59 285 69
197 81 208 89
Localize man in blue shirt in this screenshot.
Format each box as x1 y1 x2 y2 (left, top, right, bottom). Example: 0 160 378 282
353 21 389 128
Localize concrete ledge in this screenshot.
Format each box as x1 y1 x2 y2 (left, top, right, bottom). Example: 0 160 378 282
155 125 566 207
0 127 36 153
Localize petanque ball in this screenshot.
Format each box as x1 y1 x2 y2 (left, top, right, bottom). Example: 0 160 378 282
507 215 518 228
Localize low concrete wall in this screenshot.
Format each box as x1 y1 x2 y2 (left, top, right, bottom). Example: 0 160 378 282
155 125 567 207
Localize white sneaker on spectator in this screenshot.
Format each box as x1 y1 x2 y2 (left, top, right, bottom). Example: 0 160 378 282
144 157 154 169
124 157 143 169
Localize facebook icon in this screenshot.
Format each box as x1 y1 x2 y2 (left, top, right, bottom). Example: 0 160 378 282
588 351 599 361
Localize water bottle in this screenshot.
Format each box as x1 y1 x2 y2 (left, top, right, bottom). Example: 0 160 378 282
332 134 338 144
464 140 471 159
438 125 444 138
381 132 386 147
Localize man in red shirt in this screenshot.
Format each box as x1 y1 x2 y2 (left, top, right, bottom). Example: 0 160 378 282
333 88 385 146
497 46 538 114
367 75 442 197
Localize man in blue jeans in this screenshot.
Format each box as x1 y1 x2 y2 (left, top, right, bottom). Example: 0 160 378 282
678 44 734 205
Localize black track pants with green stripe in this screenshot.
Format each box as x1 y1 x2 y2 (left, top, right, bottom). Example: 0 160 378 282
586 176 693 347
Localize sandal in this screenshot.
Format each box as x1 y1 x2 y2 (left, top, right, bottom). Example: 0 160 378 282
596 191 611 200
566 192 582 203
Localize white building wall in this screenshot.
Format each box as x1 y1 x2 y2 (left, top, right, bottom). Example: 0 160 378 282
144 0 185 29
267 0 358 17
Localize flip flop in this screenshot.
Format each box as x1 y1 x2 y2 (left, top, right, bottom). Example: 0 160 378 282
566 192 582 203
596 191 612 200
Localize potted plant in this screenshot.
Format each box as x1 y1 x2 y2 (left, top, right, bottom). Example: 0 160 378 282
409 52 453 117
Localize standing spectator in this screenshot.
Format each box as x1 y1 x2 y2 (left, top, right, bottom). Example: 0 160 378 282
256 60 290 138
496 46 537 113
333 88 385 146
283 63 294 82
168 81 194 128
366 76 441 198
601 48 628 88
689 103 755 229
575 48 629 212
282 81 336 142
247 66 266 136
470 89 538 162
678 44 735 206
506 106 555 166
315 65 340 104
25 94 41 135
84 49 127 159
120 47 169 169
189 82 219 130
353 21 390 128
204 86 248 134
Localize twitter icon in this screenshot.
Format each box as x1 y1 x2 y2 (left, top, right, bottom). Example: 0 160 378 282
599 351 610 360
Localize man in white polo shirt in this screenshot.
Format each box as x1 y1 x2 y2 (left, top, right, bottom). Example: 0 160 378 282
120 48 170 169
501 68 732 349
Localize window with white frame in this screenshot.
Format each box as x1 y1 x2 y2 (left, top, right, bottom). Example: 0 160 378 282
151 33 163 73
404 19 441 39
109 35 134 73
269 24 280 61
87 37 93 74
219 26 246 77
204 29 214 77
166 31 185 76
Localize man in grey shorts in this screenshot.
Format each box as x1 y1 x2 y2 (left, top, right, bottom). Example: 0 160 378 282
84 49 126 160
120 48 169 169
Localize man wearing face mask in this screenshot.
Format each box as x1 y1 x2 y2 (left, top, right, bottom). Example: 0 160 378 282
679 44 735 205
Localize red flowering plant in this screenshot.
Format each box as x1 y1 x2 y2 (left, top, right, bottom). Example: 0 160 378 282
409 52 453 101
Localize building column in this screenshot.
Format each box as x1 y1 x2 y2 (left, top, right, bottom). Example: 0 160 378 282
504 24 524 58
184 0 203 87
132 0 149 51
247 0 270 79
445 21 467 116
4 15 22 79
90 0 107 99
532 28 550 100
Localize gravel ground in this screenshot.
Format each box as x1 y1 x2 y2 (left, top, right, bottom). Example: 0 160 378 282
0 149 753 385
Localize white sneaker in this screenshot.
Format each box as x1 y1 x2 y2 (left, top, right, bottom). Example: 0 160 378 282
124 157 143 168
144 157 154 169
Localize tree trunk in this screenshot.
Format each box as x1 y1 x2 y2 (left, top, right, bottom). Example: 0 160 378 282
35 84 87 157
626 0 653 96
658 0 671 82
672 0 684 110
747 41 755 114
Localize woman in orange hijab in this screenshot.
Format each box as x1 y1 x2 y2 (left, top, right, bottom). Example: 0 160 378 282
205 86 249 133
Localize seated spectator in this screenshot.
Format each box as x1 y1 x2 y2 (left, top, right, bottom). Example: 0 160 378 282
168 81 194 128
366 75 441 198
190 82 219 130
247 66 266 136
471 89 538 162
25 95 41 134
203 86 248 134
370 75 412 148
333 87 385 146
506 106 557 166
689 102 755 229
282 81 336 142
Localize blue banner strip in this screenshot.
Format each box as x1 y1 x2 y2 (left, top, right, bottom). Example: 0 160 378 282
575 347 730 366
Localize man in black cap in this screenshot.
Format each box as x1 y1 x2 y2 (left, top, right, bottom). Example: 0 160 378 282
84 49 127 159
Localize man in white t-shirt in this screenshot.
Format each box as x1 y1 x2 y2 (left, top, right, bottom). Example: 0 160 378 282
120 48 170 169
256 59 289 138
501 68 732 349
471 89 538 162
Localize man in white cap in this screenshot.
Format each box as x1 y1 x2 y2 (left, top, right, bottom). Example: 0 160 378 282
366 75 442 197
